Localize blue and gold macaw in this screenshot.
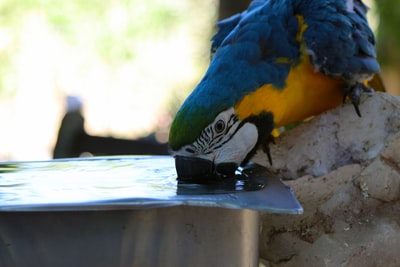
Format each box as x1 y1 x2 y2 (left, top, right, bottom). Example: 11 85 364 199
169 0 381 180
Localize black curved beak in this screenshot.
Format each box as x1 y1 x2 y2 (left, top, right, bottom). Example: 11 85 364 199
175 156 238 184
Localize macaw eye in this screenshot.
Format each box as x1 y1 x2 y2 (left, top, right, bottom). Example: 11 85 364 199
214 119 225 133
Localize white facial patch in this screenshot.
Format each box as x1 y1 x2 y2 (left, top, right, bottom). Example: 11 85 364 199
213 122 258 165
175 107 259 166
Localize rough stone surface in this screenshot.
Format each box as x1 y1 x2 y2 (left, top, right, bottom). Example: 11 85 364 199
253 92 400 179
355 157 400 202
258 92 400 267
380 132 400 168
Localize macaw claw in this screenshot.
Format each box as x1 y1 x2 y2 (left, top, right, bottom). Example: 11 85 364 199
262 135 275 166
343 83 374 117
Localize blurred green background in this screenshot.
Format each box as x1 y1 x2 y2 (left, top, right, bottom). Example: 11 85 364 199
0 0 398 160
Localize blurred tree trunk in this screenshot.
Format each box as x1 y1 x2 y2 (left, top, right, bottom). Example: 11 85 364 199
375 0 400 94
218 0 251 20
375 0 400 67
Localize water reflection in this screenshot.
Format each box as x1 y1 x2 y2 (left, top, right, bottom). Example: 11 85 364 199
0 156 178 206
0 156 266 207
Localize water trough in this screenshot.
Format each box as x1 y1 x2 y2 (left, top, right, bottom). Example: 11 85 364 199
0 156 302 267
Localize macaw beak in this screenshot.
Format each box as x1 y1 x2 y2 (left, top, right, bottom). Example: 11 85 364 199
175 155 238 184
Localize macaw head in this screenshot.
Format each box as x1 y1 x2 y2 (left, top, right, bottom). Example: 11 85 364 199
168 77 275 181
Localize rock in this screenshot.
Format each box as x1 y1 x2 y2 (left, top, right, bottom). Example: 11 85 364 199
258 93 400 267
355 157 400 202
278 218 400 267
252 92 400 179
380 132 400 168
286 164 362 217
264 232 299 263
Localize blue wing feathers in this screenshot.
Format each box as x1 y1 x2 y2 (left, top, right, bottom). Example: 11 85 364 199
300 0 379 79
206 0 379 109
211 0 379 84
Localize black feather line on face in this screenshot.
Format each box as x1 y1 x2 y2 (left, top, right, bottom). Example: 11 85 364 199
240 111 275 166
186 111 240 155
